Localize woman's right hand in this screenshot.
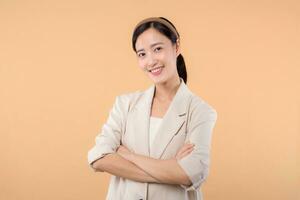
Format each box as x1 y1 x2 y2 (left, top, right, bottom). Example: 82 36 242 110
175 142 195 160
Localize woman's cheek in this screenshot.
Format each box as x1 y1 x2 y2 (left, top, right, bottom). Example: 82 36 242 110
138 60 145 71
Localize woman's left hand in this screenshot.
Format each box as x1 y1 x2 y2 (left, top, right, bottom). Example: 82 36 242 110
116 145 132 160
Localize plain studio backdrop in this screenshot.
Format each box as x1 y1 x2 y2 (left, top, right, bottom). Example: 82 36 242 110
0 0 299 200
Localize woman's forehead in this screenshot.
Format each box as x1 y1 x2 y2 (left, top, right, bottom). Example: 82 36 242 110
135 28 170 51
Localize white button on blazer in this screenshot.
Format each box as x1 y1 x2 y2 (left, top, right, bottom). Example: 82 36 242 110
88 78 217 200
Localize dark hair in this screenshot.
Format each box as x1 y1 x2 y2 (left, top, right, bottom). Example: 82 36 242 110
132 17 187 84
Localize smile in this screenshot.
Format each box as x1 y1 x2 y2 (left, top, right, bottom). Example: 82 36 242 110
149 66 164 76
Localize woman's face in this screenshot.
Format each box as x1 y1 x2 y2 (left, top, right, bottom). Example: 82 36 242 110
135 28 180 84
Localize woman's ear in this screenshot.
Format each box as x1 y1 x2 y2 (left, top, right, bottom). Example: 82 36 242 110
176 38 181 57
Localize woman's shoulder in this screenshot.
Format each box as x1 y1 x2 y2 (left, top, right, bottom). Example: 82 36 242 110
189 93 218 122
115 89 144 112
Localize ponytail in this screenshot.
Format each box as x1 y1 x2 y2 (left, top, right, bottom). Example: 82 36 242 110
176 54 187 84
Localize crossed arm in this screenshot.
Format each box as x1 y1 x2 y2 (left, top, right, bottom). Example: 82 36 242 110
89 95 216 188
91 143 195 186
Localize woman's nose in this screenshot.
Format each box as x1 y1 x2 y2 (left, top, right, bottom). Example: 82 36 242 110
146 53 157 68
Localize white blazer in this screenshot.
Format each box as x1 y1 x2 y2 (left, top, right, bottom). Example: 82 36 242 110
87 78 217 200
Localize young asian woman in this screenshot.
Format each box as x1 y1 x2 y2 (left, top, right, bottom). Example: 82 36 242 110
87 17 217 200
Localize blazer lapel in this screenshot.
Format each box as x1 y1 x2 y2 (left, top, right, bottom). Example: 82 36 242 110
150 79 192 159
133 78 193 159
132 84 155 157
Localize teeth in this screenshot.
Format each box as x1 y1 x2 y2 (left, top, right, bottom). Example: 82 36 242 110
151 67 162 72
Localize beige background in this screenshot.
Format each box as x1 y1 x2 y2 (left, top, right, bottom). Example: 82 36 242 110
0 0 299 199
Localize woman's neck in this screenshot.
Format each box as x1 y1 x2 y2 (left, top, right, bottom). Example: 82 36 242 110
154 76 181 102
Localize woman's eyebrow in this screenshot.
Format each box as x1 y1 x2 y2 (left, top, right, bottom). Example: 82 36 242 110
136 42 164 53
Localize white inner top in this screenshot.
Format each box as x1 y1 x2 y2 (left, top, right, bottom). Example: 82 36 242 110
149 116 163 152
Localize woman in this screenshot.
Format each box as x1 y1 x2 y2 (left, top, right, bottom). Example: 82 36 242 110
87 17 217 200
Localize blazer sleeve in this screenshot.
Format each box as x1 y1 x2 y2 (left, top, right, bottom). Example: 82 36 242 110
87 95 127 172
177 100 217 191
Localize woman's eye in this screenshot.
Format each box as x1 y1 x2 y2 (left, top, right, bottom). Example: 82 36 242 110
138 53 145 57
155 47 162 52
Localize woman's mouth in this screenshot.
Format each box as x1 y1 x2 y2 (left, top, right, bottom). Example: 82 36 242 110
149 66 164 76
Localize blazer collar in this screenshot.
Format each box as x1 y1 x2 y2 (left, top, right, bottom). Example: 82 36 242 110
133 78 193 158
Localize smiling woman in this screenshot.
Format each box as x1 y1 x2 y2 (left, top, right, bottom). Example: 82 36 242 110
132 17 187 86
87 17 217 200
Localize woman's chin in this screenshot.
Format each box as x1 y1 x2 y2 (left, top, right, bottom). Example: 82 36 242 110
150 76 167 85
